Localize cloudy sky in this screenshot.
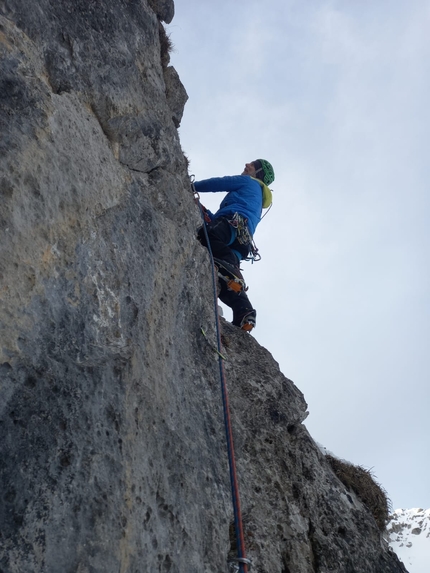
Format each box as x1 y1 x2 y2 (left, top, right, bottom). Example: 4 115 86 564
167 0 430 511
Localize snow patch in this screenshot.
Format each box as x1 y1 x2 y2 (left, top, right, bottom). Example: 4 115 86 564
387 508 430 573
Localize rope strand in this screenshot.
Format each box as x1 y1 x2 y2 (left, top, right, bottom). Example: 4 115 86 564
192 182 250 573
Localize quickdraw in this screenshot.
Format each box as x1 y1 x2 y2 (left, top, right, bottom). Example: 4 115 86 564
247 242 261 263
200 327 228 360
228 212 252 246
227 213 261 263
229 557 253 572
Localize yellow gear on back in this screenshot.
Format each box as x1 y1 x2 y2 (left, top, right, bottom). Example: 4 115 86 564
251 177 273 209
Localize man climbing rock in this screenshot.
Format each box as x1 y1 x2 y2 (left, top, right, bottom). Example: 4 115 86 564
194 159 275 332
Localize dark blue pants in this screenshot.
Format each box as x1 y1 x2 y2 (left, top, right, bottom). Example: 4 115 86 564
197 217 255 325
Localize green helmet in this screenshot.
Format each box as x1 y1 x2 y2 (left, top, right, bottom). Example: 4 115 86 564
254 159 275 186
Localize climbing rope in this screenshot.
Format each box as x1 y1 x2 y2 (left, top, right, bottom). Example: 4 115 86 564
191 177 251 573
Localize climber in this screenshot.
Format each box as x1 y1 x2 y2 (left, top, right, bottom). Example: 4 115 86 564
194 159 274 332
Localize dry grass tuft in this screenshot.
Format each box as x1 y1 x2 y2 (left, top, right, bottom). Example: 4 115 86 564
326 455 391 531
183 153 190 170
159 22 174 68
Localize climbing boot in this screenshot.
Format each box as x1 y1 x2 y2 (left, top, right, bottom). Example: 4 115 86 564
239 310 256 332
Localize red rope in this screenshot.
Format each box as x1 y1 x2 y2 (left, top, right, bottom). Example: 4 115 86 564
194 186 250 572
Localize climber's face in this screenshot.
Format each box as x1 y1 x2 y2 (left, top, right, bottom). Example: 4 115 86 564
242 162 257 177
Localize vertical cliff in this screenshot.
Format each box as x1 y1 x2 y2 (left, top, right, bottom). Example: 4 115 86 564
0 1 408 572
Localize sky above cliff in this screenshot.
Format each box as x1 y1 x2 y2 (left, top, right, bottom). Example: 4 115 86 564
167 0 430 511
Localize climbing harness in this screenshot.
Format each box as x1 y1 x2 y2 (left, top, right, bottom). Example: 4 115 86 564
191 176 251 573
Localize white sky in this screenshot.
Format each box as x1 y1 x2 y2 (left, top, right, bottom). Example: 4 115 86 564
167 0 430 510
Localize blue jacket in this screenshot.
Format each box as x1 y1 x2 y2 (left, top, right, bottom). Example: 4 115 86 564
193 175 263 235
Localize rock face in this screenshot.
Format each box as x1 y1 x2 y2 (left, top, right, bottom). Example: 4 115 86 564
0 2 408 572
